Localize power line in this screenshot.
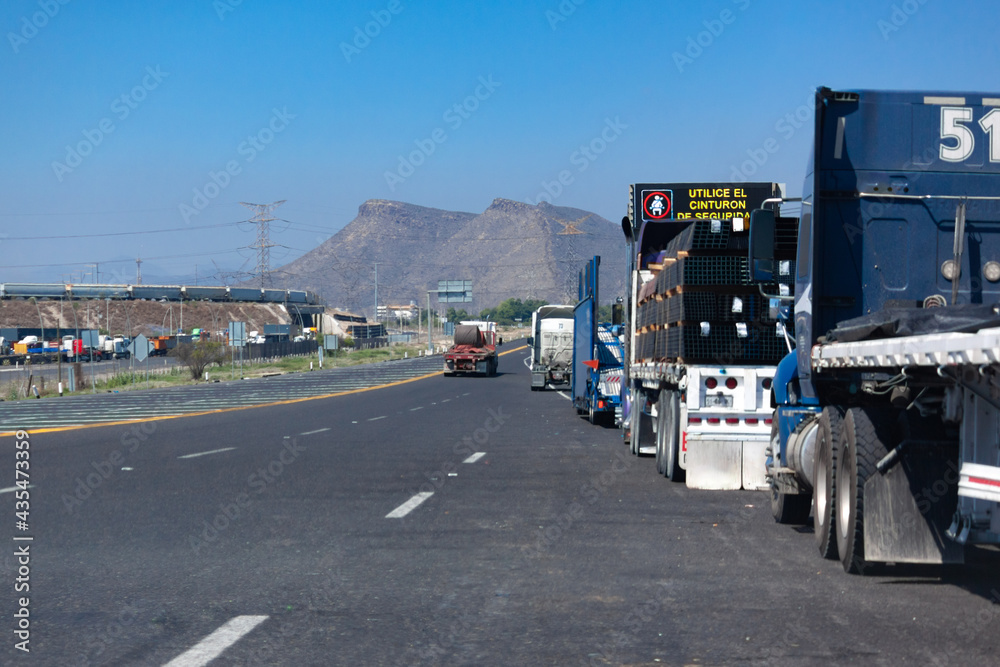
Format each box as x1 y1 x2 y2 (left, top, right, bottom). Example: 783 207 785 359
1 220 244 241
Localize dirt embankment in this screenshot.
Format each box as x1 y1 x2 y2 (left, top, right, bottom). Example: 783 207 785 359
0 299 293 337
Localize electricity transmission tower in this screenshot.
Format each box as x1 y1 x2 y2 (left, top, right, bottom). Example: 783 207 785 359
239 200 286 288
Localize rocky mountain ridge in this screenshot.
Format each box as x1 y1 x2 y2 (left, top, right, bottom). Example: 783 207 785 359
270 198 625 316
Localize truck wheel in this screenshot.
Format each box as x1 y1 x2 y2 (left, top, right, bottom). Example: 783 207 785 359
588 403 599 426
655 394 668 475
664 390 684 482
769 418 810 523
836 407 893 575
814 406 844 560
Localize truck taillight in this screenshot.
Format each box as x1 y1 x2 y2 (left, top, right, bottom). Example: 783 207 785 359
746 418 759 425
725 418 739 425
762 378 772 390
705 378 717 389
725 378 738 390
764 418 773 425
707 418 720 424
688 418 702 424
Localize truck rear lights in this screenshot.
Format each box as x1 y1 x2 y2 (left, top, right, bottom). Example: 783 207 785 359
688 417 702 424
762 378 772 390
707 418 721 424
764 418 773 425
725 418 739 425
746 418 759 425
705 377 718 389
725 378 738 389
597 400 605 409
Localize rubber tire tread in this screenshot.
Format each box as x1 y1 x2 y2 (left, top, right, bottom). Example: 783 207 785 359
837 407 893 575
655 392 668 475
664 390 685 483
814 406 844 560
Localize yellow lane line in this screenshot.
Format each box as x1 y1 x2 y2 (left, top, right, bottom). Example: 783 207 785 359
0 369 442 437
1 344 530 438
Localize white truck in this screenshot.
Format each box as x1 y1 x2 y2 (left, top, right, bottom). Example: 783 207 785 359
620 182 787 490
528 305 574 390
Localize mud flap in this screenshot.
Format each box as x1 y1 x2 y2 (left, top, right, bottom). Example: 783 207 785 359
863 445 964 565
741 440 769 491
685 440 743 490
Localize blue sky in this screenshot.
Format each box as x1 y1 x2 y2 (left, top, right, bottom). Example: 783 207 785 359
2 0 997 285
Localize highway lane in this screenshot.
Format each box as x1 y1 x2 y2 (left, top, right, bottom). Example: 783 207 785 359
2 344 1000 664
0 355 444 432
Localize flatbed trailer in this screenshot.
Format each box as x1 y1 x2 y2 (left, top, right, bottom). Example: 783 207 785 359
621 182 787 490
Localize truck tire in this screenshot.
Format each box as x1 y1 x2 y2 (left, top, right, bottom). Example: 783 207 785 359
656 390 684 482
769 419 810 523
630 393 655 457
655 393 668 475
836 407 893 575
814 406 844 560
588 403 606 427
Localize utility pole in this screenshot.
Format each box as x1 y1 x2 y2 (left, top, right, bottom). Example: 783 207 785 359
239 200 285 288
374 262 378 325
135 257 143 285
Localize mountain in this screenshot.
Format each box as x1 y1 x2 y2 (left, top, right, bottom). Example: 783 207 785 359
270 198 625 317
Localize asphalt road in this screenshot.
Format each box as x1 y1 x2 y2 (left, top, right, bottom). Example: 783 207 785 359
0 355 442 432
1 344 1000 665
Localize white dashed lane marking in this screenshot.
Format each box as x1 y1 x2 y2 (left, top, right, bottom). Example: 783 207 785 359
177 447 236 460
162 615 269 667
386 492 434 519
463 452 486 464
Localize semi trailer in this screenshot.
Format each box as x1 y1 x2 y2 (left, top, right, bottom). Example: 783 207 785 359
620 182 788 489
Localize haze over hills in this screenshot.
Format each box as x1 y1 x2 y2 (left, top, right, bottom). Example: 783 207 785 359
270 198 626 317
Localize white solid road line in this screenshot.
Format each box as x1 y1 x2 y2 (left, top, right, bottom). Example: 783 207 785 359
556 391 572 401
463 452 486 464
409 406 423 411
299 428 330 436
177 447 236 459
162 615 269 667
386 492 434 518
0 485 32 494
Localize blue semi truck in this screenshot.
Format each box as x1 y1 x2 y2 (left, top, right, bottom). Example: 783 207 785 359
572 256 624 426
752 88 1000 574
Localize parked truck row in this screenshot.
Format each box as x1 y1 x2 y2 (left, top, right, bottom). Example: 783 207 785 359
0 334 129 365
566 86 1000 576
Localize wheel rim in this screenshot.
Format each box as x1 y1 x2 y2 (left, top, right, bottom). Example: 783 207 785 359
837 440 851 543
816 450 829 529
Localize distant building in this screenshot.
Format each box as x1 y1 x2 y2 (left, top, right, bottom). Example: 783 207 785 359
322 309 386 339
376 303 417 322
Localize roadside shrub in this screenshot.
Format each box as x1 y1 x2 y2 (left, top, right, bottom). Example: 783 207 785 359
169 341 228 380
